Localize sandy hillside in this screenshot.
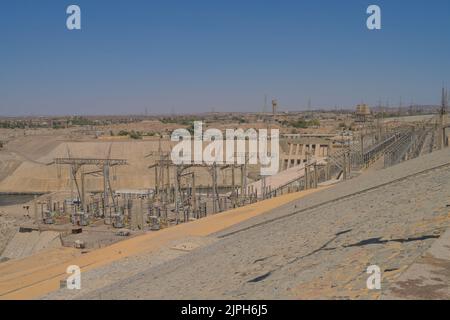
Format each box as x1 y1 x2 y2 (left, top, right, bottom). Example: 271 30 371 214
0 135 253 193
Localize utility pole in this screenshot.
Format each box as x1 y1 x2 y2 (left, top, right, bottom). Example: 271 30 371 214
54 157 127 218
174 166 180 223
231 165 236 206
263 94 268 114
103 164 110 211
343 151 347 181
440 87 448 149
313 162 318 188
261 175 267 199
360 132 364 161
304 151 310 189
211 162 221 213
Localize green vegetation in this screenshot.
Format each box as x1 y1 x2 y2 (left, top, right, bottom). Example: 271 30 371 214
290 118 320 128
52 123 65 129
129 130 142 139
116 130 142 139
161 117 199 126
186 123 195 134
70 116 95 126
232 116 247 124
0 121 26 129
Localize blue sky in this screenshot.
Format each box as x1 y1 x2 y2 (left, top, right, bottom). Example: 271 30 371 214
0 0 449 116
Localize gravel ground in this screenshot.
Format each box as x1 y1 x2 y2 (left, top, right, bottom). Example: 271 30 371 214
45 149 450 299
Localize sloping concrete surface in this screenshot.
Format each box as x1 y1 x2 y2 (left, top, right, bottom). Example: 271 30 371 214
0 188 322 299
1 231 61 261
45 148 450 300
382 229 450 299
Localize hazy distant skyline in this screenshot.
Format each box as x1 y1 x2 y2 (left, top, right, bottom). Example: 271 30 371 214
1 0 450 116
